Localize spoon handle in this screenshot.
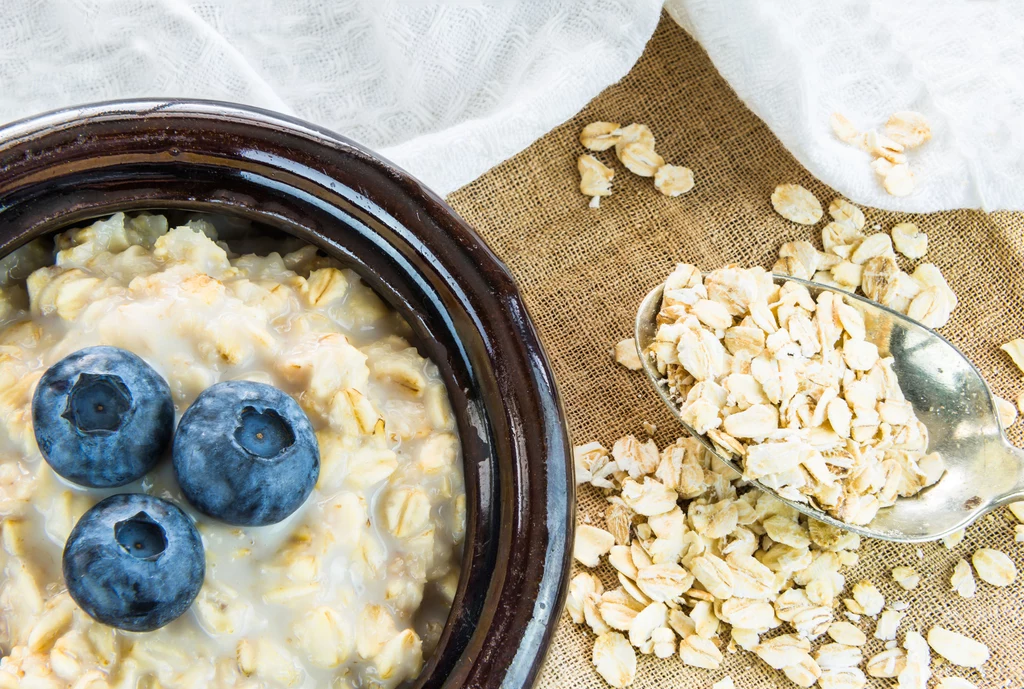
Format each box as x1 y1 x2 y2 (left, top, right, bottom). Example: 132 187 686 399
992 441 1024 507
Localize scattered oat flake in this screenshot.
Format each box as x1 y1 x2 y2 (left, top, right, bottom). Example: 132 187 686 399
1015 524 1024 542
679 634 724 669
891 223 928 259
815 642 863 671
905 630 930 658
828 621 867 646
852 580 884 616
817 667 867 689
1016 391 1024 414
771 184 824 225
972 548 1017 586
574 524 615 567
580 122 622 151
995 395 1017 429
578 154 614 203
850 233 893 265
712 677 736 689
654 164 695 197
926 627 990 668
936 678 978 689
592 631 637 687
871 157 895 178
828 198 866 230
566 403 966 687
885 111 932 149
883 164 915 197
830 113 860 144
874 609 905 641
1008 502 1024 522
642 421 657 436
891 566 921 590
618 142 664 178
753 634 811 669
950 558 977 598
613 338 643 371
613 123 655 152
1000 338 1024 373
907 286 951 329
866 130 906 164
866 648 907 678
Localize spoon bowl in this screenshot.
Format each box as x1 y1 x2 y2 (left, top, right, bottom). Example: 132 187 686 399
636 274 1024 543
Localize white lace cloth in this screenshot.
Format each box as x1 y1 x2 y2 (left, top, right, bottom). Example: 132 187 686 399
1 1 1021 210
666 0 1024 212
0 0 661 196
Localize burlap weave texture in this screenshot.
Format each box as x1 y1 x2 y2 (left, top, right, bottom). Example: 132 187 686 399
448 15 1024 689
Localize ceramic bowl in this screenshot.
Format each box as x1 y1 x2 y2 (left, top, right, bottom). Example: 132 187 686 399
0 100 574 689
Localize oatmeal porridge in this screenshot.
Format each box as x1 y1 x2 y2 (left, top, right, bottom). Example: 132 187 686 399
0 213 466 688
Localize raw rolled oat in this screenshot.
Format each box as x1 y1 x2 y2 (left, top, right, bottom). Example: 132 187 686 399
926 627 990 668
619 143 665 178
891 223 928 259
971 548 1017 587
769 196 959 329
885 112 933 149
647 262 944 525
891 566 921 590
771 184 824 225
830 111 931 196
995 395 1018 429
577 122 695 206
935 678 978 689
613 338 643 371
1001 338 1024 373
581 122 623 152
654 164 695 197
575 525 616 567
579 154 615 208
950 558 977 598
866 647 907 678
827 621 867 646
593 631 637 688
568 432 877 687
873 609 905 641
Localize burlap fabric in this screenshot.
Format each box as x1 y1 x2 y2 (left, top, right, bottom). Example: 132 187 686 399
448 15 1024 689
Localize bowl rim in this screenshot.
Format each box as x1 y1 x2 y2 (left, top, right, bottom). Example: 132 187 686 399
0 98 574 689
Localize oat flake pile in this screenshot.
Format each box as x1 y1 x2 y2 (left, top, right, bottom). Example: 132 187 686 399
448 16 1024 689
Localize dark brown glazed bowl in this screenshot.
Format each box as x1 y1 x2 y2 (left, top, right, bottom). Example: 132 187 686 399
0 100 573 689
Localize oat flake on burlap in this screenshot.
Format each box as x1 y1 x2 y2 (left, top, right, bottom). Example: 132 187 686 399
448 14 1024 689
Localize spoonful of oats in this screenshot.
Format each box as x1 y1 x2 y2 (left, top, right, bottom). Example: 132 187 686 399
635 263 1024 542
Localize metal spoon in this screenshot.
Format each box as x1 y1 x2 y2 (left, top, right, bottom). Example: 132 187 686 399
636 274 1024 543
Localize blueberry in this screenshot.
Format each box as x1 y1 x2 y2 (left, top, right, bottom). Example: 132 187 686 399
63 493 205 632
32 346 175 488
172 381 319 526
